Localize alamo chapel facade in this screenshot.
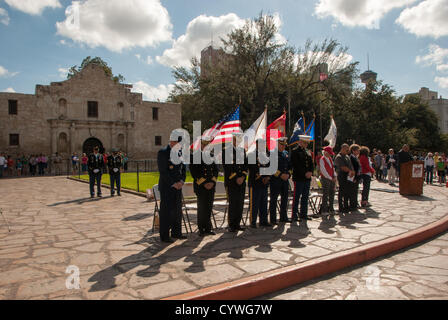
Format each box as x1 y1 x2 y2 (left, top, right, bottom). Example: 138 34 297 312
0 64 182 159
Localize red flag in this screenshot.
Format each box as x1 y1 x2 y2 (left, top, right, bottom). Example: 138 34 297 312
266 112 286 151
320 73 328 82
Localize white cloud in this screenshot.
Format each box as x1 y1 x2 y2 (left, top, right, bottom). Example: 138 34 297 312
416 44 448 69
56 0 172 52
0 8 10 25
156 13 246 68
132 81 175 102
135 54 154 65
58 67 69 78
396 0 448 38
0 65 18 77
5 0 61 15
315 0 416 29
3 87 16 93
435 77 448 89
156 13 286 68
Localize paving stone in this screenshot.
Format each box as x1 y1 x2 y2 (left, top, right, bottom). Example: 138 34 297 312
186 264 245 287
138 280 197 300
0 266 49 286
401 282 442 298
234 260 281 275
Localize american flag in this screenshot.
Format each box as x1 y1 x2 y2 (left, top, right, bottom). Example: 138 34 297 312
191 106 241 150
209 106 241 145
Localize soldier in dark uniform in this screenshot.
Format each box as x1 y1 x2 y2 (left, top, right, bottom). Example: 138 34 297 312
190 137 219 236
157 131 187 243
248 139 271 228
223 132 248 232
290 135 314 222
269 137 292 224
88 146 105 198
107 148 122 197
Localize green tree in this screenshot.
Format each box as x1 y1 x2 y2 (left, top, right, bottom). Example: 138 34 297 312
67 56 125 83
171 13 357 137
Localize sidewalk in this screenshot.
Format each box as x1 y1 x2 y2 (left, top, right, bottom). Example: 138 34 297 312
0 177 447 299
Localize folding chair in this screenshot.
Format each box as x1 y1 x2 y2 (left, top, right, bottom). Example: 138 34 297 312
151 184 193 234
309 177 323 217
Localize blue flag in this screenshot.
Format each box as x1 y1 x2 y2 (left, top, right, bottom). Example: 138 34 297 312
289 117 304 145
306 119 315 141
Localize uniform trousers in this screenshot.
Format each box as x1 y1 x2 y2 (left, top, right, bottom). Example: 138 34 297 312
89 172 102 196
159 185 182 240
227 183 246 229
269 179 289 222
196 188 214 233
291 180 311 219
320 177 335 212
250 185 268 226
337 174 350 211
110 172 121 194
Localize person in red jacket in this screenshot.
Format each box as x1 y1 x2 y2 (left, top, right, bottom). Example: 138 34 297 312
359 146 375 207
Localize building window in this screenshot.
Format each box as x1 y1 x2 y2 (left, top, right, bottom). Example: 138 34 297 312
9 134 19 146
8 100 17 115
155 136 162 146
152 107 159 120
87 101 98 118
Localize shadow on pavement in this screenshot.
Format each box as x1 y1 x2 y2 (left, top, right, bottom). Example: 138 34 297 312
402 195 436 201
122 213 152 221
47 197 108 206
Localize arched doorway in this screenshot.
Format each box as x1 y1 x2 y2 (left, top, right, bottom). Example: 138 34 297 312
58 132 69 155
83 137 104 155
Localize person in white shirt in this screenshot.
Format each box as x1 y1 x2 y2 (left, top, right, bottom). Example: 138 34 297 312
424 153 435 184
0 153 5 178
319 146 337 216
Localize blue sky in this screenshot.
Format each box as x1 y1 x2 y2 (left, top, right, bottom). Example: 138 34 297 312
0 0 447 100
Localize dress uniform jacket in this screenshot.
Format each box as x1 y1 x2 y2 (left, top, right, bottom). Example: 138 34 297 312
290 146 314 182
248 151 271 226
107 155 122 174
88 152 105 174
157 145 186 240
190 150 219 234
223 145 248 230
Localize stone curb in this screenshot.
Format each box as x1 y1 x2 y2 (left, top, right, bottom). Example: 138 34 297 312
164 214 448 300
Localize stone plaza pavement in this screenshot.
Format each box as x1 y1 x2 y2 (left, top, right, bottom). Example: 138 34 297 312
0 176 447 300
261 231 448 300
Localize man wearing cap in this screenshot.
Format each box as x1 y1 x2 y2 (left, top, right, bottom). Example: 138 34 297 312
269 137 291 224
223 132 248 232
107 148 122 197
88 146 105 198
157 131 187 243
319 146 336 216
248 139 271 228
290 135 314 222
190 136 219 236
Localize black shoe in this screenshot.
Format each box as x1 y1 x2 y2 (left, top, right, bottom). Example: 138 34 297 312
171 235 187 240
97 194 102 198
235 226 246 231
291 217 299 222
300 217 312 221
228 227 237 233
204 231 216 235
161 238 174 243
260 223 272 227
250 224 257 229
111 193 114 197
279 218 292 223
271 221 278 225
117 192 121 196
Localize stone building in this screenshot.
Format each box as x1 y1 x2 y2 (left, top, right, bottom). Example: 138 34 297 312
0 63 181 159
406 87 448 134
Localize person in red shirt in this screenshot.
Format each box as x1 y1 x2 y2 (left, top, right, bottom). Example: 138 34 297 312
319 146 336 216
359 146 375 207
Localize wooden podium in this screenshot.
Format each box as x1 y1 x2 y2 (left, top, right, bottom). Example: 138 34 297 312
399 161 424 196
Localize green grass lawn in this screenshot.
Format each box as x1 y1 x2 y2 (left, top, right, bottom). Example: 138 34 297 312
74 172 224 192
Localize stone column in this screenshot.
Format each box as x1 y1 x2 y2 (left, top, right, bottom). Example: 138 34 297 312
69 122 76 154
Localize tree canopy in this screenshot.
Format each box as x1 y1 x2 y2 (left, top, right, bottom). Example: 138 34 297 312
170 13 446 153
67 56 125 83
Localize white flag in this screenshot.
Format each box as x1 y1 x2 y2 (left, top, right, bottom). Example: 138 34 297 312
239 109 267 153
324 118 337 148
